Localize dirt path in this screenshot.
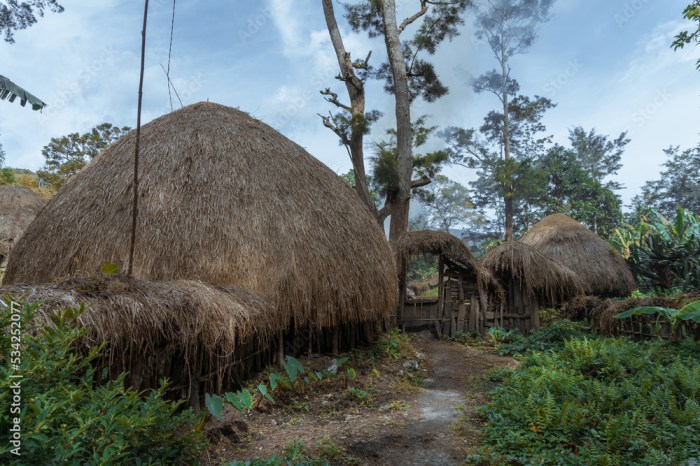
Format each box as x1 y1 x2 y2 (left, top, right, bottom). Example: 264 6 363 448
342 334 514 465
208 334 514 465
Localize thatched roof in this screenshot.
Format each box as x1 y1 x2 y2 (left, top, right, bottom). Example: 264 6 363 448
519 214 635 297
4 102 397 328
0 186 46 261
481 241 584 304
396 230 503 299
397 230 481 276
3 276 278 392
4 276 278 355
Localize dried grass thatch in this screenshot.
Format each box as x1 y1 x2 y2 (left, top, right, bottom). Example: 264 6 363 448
396 230 503 299
481 241 584 305
4 102 397 328
520 214 635 297
0 186 45 262
397 230 480 277
3 276 279 394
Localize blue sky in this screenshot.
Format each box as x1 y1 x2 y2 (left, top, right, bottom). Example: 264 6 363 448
0 0 697 207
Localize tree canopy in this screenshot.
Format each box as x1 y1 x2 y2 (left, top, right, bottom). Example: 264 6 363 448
0 0 64 43
37 123 131 191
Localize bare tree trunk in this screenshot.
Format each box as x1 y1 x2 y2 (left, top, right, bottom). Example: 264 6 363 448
381 0 412 245
501 52 514 242
321 0 379 221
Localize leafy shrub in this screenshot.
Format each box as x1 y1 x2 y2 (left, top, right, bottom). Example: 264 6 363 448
0 299 207 465
499 320 594 355
611 208 700 293
470 337 700 465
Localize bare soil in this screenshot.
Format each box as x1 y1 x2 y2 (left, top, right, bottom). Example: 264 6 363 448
204 332 515 466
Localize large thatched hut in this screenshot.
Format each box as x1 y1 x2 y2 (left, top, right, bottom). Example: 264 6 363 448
396 230 501 337
0 185 45 265
520 213 635 297
481 241 584 332
4 102 397 399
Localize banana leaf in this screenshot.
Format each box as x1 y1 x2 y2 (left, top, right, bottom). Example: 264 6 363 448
0 74 47 110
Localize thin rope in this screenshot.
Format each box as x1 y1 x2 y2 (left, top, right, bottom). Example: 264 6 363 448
166 0 176 111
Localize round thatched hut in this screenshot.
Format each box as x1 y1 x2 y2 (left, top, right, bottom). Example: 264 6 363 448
481 241 584 332
4 102 397 330
520 213 635 297
0 185 45 265
396 230 501 336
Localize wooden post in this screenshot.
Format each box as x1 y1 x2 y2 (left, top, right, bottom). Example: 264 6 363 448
437 256 445 335
307 324 313 356
457 276 466 333
332 326 339 357
278 331 284 368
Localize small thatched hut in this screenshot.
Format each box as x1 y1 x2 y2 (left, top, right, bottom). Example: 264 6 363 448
4 102 397 397
520 213 635 297
4 276 279 404
481 241 584 332
396 230 501 337
0 186 46 265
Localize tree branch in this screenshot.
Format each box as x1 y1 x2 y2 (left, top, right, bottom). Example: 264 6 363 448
399 1 428 33
320 88 352 112
411 175 432 189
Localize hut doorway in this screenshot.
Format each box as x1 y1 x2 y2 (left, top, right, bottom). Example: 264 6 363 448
397 231 494 338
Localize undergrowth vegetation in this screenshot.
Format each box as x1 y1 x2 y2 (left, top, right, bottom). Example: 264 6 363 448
498 320 595 356
0 299 207 465
469 334 700 465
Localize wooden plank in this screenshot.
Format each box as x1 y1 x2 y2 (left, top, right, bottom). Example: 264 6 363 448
434 319 443 338
457 303 466 333
469 295 478 332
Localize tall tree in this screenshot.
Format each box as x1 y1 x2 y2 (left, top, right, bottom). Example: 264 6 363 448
633 144 700 217
538 145 622 237
344 0 470 243
0 0 64 43
442 91 554 235
672 0 700 70
320 0 380 219
370 115 448 220
37 123 131 191
567 126 629 191
415 175 484 233
472 0 554 240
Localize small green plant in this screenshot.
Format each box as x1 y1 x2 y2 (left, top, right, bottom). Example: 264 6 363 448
207 355 362 418
0 299 206 464
614 299 700 341
374 328 414 360
347 386 370 401
316 436 361 465
487 326 516 345
228 440 328 466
